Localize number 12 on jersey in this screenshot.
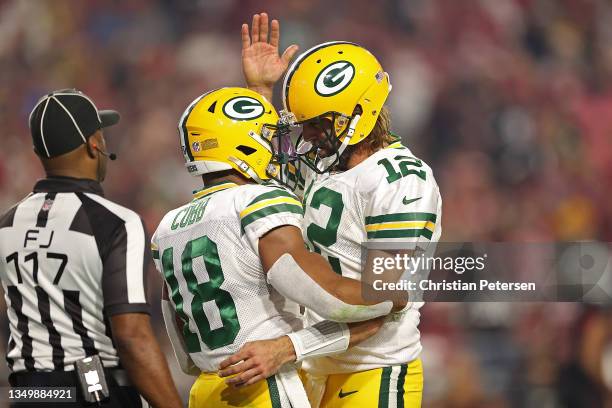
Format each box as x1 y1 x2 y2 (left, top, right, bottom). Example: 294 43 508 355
377 155 426 183
160 236 240 352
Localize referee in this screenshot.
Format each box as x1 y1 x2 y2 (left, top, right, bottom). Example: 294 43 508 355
0 89 182 407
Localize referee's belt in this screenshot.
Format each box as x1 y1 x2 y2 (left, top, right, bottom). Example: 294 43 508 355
9 368 132 388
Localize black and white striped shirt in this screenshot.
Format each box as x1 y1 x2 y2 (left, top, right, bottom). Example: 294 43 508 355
0 177 150 372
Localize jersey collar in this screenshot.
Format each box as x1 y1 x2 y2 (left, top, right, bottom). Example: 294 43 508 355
326 140 409 179
386 140 404 149
192 181 238 201
33 176 104 196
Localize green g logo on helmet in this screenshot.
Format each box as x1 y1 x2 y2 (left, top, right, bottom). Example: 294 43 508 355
223 96 265 120
314 61 355 96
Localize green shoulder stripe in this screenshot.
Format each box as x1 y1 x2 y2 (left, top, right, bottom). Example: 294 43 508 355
247 188 297 207
241 203 303 231
151 249 160 260
368 228 433 240
365 212 437 225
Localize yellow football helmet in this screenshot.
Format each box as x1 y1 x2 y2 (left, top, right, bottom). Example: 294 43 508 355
179 87 283 183
282 41 392 172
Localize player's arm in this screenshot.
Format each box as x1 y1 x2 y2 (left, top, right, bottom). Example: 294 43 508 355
161 283 200 376
241 12 299 101
218 317 385 387
260 225 405 322
362 248 419 306
110 313 183 408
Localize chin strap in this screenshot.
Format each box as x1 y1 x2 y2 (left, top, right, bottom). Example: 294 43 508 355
228 156 270 185
317 114 361 172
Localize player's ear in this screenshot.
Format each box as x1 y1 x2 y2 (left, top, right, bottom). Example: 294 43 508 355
85 131 100 159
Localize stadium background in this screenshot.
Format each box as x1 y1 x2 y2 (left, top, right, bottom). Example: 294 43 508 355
1 0 611 406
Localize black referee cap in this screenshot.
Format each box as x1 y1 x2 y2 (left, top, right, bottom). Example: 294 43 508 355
28 89 120 158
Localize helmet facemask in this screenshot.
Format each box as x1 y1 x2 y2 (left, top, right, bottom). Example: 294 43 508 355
258 118 304 191
290 108 362 174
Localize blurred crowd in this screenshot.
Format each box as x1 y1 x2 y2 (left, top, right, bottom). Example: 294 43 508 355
1 0 611 406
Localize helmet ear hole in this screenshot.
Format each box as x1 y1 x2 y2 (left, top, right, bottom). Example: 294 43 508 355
236 145 257 156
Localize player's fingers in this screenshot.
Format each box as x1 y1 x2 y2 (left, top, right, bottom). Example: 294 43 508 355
241 23 250 49
220 359 255 378
270 19 280 48
251 14 260 42
281 44 300 66
260 12 269 43
244 374 266 387
218 350 248 370
231 367 261 388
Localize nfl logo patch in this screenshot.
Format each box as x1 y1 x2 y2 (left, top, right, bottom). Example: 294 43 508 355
192 142 201 152
42 199 53 212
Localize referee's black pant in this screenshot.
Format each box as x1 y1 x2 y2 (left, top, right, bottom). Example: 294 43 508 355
9 369 146 407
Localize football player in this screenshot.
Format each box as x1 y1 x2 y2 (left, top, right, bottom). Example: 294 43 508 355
222 14 443 407
151 87 404 408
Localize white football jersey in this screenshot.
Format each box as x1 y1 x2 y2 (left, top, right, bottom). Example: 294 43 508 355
300 142 442 375
151 182 303 372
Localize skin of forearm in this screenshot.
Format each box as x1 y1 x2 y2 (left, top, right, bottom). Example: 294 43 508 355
276 336 298 364
115 332 183 408
260 226 375 306
247 84 273 102
347 317 386 347
363 249 412 310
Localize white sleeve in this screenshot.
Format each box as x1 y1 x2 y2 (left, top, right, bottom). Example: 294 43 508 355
267 254 393 322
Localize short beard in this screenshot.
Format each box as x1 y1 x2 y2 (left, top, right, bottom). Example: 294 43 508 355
334 143 355 172
313 133 352 172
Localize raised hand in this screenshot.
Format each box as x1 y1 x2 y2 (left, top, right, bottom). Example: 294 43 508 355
242 13 299 101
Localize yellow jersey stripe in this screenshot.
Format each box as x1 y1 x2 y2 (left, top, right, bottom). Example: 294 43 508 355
240 196 302 218
192 182 237 200
387 141 403 149
365 220 435 232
